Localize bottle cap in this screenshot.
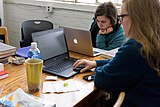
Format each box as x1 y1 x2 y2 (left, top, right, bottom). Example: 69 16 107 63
31 42 37 48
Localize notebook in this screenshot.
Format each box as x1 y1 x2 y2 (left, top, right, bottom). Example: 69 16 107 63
31 28 78 78
63 27 106 56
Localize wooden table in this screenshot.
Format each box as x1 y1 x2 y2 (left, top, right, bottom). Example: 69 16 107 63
0 52 106 107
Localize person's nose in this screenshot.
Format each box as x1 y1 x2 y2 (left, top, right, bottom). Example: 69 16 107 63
98 22 103 28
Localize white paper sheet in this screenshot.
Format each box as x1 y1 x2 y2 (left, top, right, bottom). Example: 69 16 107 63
42 79 80 93
101 47 119 58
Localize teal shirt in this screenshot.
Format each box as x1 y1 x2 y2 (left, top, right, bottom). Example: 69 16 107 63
96 25 125 50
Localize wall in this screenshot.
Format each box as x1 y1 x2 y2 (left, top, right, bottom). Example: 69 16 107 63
4 1 96 47
0 0 4 25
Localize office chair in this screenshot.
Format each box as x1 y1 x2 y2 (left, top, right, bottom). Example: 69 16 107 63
0 27 9 44
113 92 125 107
89 18 99 48
20 20 53 47
0 18 1 26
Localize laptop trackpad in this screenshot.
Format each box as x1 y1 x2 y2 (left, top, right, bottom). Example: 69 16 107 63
59 67 78 78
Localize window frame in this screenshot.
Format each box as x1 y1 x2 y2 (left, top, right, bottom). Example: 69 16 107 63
55 0 122 5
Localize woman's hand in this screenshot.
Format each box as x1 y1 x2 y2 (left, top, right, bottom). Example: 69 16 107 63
99 27 113 34
73 59 96 73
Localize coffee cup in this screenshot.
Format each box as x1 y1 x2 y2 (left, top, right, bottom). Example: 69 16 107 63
25 58 43 93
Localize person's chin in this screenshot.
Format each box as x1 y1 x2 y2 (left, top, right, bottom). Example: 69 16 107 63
124 33 129 37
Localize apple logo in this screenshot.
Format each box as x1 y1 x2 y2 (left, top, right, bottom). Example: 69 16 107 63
73 38 78 44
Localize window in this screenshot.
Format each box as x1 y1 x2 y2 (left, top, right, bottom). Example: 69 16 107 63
54 0 122 5
98 0 122 4
77 0 95 3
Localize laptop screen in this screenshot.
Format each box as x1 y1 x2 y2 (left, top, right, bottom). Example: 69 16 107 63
32 28 67 60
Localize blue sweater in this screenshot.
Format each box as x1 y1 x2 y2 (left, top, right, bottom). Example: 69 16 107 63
95 39 160 107
96 25 125 50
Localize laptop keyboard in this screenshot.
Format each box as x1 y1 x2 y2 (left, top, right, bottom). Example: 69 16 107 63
44 59 75 73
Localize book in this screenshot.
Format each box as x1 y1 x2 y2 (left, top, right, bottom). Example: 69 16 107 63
0 51 16 59
0 57 9 63
0 43 17 61
0 42 17 56
0 70 9 80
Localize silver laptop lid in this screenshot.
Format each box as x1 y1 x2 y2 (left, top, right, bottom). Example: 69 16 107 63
63 27 97 56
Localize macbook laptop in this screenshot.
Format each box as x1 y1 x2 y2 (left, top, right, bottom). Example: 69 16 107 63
63 27 106 56
31 28 78 78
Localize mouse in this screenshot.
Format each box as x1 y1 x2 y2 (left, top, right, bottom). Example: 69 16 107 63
73 64 85 72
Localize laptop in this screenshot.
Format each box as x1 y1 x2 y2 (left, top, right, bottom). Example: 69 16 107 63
63 27 106 56
31 28 78 78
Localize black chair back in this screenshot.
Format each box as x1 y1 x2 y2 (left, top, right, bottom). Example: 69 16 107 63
0 18 1 26
89 18 99 48
20 20 53 47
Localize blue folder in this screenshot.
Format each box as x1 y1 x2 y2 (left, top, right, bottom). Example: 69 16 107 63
16 46 31 58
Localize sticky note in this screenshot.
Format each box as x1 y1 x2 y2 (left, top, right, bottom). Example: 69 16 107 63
45 76 58 81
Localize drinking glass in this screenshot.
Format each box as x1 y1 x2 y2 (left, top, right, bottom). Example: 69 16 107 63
25 58 43 93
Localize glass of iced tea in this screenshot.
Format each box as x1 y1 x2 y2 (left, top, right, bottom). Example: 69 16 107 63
25 58 43 93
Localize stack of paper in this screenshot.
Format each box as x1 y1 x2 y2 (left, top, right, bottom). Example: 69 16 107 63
101 48 119 59
0 43 17 62
0 88 56 107
42 79 80 93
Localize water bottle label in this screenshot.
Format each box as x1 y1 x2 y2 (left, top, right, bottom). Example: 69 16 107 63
28 51 40 59
32 54 40 59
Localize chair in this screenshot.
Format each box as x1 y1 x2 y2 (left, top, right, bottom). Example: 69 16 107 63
113 92 125 107
17 20 53 58
98 91 125 107
89 18 99 48
20 20 53 47
0 18 1 26
0 27 9 44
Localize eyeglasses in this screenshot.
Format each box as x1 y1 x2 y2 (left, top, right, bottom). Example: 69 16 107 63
118 14 129 21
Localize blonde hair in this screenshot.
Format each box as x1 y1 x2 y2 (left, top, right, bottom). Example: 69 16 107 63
125 0 160 75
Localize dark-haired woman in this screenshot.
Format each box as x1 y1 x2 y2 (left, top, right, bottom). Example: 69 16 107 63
90 2 125 50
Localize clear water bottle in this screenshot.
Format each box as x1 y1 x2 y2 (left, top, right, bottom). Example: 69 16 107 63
27 42 40 59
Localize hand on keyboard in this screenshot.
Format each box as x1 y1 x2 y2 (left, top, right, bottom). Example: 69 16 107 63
73 64 85 72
